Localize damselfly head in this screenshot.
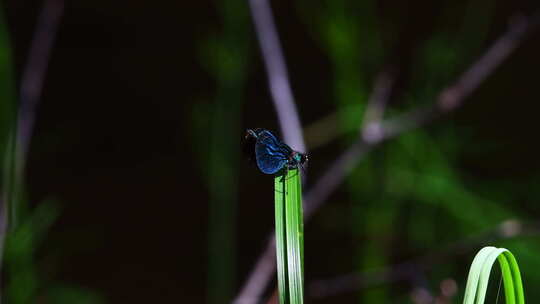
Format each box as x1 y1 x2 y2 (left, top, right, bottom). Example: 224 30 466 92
299 153 308 165
291 151 308 166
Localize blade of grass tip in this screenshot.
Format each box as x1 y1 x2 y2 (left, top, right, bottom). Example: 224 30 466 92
463 247 526 304
285 169 304 304
275 174 288 304
476 247 507 304
463 247 494 304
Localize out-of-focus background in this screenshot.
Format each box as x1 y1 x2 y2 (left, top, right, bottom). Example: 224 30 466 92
1 0 540 303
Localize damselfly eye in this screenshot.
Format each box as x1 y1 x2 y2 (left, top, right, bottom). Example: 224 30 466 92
300 153 308 164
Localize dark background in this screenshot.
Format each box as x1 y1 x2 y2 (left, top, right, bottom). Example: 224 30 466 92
2 0 540 303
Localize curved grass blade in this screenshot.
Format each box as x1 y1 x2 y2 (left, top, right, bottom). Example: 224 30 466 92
462 246 525 304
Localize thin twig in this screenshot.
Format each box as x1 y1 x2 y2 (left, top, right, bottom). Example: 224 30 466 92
18 0 64 161
379 13 540 143
10 0 64 228
234 12 539 303
362 68 395 143
248 0 306 153
309 220 539 298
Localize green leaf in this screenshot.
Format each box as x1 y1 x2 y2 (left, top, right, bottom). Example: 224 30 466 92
275 169 304 304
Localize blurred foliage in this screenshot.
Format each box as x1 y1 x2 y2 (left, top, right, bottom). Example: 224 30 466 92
296 0 382 135
0 4 102 304
0 0 538 303
2 201 104 304
4 201 58 303
290 0 540 303
43 284 104 304
298 0 386 302
194 1 252 303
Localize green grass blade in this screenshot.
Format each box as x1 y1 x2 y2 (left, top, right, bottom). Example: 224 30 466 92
285 169 304 304
462 246 525 304
506 251 525 304
498 253 515 304
274 169 304 304
275 174 288 304
463 247 492 304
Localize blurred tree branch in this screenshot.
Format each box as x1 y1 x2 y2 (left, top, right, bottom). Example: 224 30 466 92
0 0 64 297
305 11 540 218
361 68 395 142
235 10 540 303
9 0 64 228
375 13 540 143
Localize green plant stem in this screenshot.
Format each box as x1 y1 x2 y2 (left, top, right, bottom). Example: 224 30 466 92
275 169 304 304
